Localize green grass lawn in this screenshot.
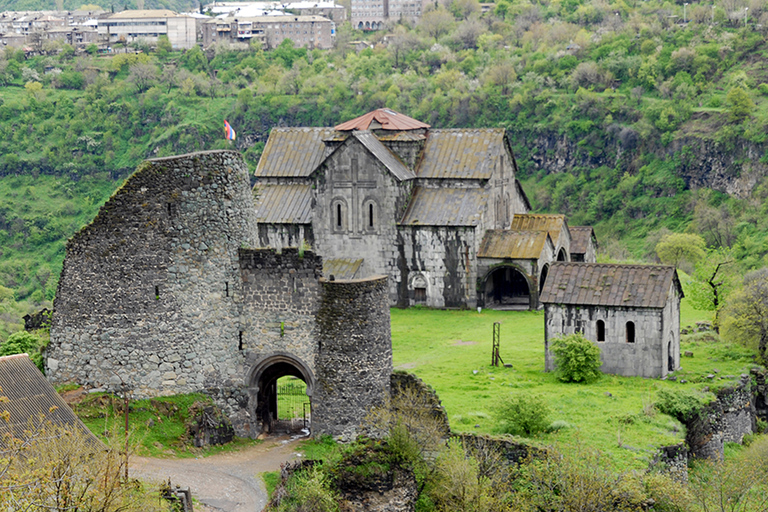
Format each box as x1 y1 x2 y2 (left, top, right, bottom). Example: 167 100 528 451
390 298 758 470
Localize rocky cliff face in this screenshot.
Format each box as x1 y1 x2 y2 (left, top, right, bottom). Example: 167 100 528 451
516 130 768 199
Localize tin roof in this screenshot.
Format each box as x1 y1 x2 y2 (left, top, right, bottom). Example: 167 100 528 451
570 226 596 255
400 187 487 226
254 184 313 224
416 129 507 180
0 354 100 449
256 127 337 178
335 109 430 131
540 263 683 308
323 258 363 280
350 131 414 181
478 230 552 259
510 214 566 241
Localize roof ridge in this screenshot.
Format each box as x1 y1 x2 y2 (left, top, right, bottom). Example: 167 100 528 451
552 262 674 270
0 353 30 361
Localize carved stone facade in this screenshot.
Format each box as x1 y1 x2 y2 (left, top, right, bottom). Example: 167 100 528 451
254 109 595 311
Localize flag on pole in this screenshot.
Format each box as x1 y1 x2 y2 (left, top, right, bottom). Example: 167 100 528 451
224 120 236 141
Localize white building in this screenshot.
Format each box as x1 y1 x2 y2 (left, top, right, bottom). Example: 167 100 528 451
98 9 197 49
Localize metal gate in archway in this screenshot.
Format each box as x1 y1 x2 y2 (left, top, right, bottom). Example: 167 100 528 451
276 376 310 428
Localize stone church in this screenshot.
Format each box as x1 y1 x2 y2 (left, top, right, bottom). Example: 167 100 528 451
254 108 597 310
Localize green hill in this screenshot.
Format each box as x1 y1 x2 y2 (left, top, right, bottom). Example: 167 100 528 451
1 0 768 336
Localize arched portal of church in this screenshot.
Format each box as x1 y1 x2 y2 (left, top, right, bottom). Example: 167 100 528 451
247 354 315 435
483 266 532 310
539 264 549 294
557 248 568 261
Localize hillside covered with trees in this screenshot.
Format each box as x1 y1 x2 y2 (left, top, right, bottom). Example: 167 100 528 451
1 0 768 340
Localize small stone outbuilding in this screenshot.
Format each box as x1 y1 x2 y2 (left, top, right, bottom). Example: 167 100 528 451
540 263 683 378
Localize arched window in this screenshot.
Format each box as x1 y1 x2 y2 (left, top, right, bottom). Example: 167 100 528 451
626 321 635 343
597 320 605 342
363 198 377 232
331 198 347 233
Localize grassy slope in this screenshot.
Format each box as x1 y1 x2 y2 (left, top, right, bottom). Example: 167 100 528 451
390 297 757 470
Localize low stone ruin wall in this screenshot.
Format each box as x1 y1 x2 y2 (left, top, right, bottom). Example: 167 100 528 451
686 374 756 460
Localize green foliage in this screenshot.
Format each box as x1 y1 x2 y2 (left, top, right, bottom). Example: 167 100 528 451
550 332 602 384
655 233 706 269
655 388 714 422
0 331 46 372
494 393 550 436
275 467 339 512
726 86 755 121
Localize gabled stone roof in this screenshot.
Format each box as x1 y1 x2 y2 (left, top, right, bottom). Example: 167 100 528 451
0 354 100 449
569 226 597 255
510 214 567 242
478 230 553 259
540 263 683 308
254 184 313 224
400 188 488 226
416 129 508 180
255 127 337 178
350 131 414 181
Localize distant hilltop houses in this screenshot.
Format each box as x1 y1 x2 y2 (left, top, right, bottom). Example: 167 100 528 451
0 1 347 52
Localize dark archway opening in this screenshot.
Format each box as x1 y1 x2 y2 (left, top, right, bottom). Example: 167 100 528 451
557 248 567 261
251 358 313 435
668 340 674 372
539 264 549 294
484 266 531 310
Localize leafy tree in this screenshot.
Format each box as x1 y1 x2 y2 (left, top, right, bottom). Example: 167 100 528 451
722 268 768 361
687 248 735 331
726 86 754 121
655 233 706 269
550 332 602 383
494 393 550 436
420 8 455 42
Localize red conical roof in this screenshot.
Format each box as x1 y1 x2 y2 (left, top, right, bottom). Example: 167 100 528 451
335 109 430 131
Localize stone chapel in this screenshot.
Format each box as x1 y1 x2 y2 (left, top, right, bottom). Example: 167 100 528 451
254 108 598 310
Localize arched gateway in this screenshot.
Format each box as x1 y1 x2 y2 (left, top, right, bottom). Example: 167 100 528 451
247 353 315 433
47 152 393 441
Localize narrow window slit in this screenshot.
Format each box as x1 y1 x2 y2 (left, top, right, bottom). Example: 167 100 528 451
155 285 159 299
238 331 244 351
225 282 229 297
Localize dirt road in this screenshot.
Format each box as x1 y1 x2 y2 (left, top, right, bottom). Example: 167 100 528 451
130 435 302 512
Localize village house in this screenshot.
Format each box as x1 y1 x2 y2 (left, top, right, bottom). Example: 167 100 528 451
202 13 334 49
540 262 683 378
98 9 197 49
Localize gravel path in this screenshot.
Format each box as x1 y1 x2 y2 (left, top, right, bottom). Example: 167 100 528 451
130 435 302 512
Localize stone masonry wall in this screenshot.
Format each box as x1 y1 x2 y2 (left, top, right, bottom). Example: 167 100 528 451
239 248 322 378
686 375 756 460
48 151 258 402
396 226 477 309
544 304 666 378
313 276 392 440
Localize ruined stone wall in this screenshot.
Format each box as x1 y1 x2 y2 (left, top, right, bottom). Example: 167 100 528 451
48 151 258 399
312 276 392 440
687 375 756 460
239 248 322 378
396 226 477 309
544 305 666 378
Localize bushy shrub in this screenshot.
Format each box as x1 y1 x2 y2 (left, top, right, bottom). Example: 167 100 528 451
494 393 550 436
655 388 714 422
550 333 602 383
0 331 46 372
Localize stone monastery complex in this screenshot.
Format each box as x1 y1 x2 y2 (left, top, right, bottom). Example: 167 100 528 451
46 109 683 439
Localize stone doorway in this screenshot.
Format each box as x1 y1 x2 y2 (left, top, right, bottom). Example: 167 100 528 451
484 266 531 310
248 354 315 436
